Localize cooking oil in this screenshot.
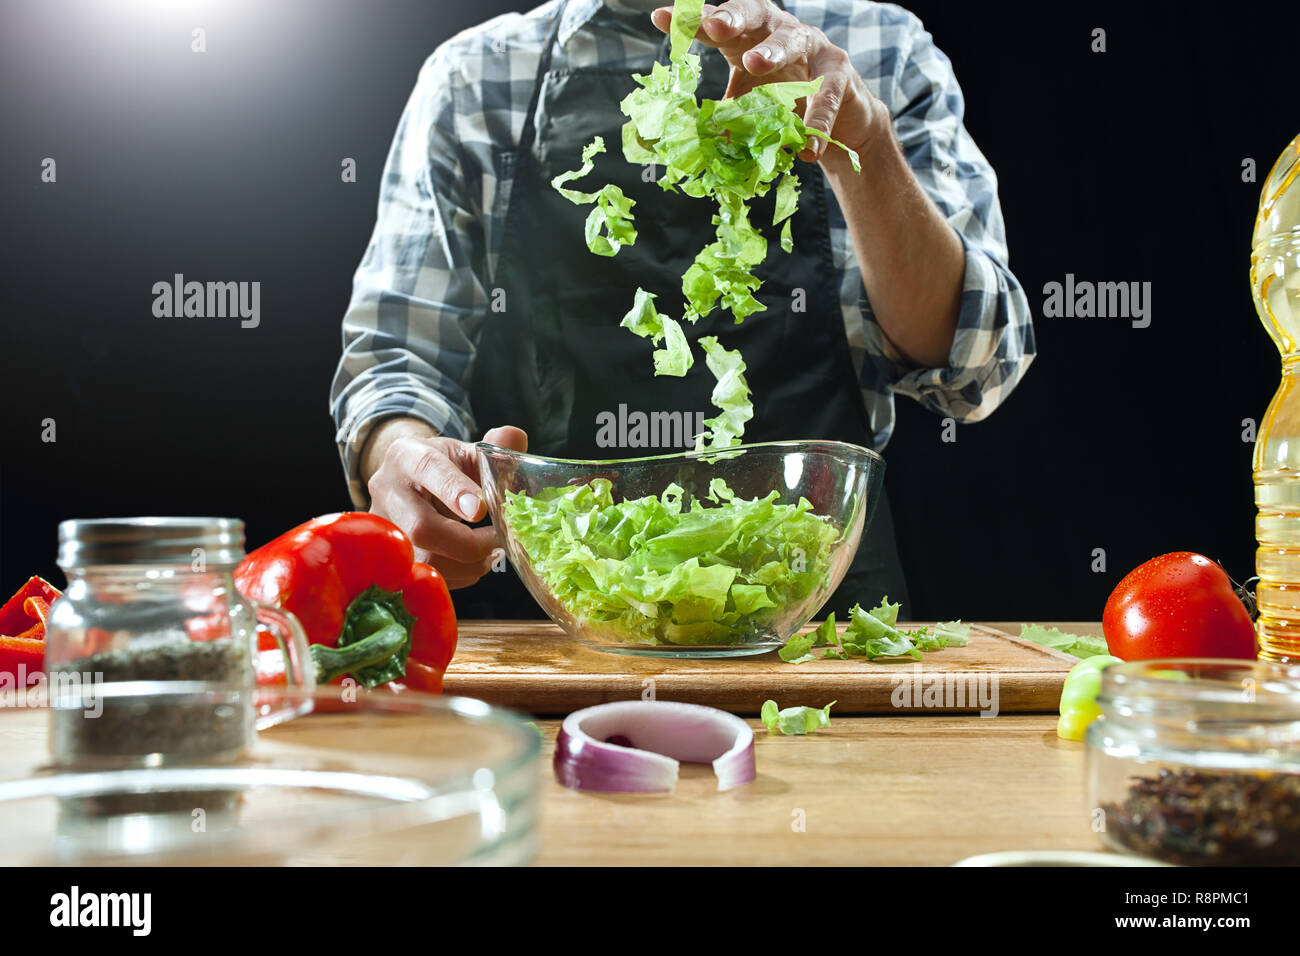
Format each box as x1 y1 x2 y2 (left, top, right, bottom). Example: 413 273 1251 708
1252 133 1300 662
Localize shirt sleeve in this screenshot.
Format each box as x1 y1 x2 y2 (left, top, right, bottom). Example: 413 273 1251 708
856 12 1036 423
329 47 488 506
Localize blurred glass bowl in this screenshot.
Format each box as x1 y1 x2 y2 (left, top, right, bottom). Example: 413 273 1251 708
0 685 540 866
478 440 884 657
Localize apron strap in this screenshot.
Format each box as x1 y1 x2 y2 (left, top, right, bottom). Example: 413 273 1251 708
519 0 570 157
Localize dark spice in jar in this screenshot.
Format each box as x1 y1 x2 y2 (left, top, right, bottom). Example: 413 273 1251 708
50 632 252 765
1102 768 1300 866
49 632 252 818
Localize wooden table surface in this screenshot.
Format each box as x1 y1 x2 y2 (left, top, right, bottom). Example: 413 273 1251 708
534 713 1096 865
0 621 1108 866
525 622 1107 866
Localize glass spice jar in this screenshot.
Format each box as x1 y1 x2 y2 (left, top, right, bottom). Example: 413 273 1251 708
44 518 313 770
1087 658 1300 865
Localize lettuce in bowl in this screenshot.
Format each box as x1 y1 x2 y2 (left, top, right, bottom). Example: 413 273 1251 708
502 477 838 647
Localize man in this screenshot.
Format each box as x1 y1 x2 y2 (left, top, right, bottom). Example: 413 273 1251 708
331 0 1034 618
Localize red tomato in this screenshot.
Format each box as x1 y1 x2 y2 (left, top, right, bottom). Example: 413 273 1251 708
1102 552 1257 660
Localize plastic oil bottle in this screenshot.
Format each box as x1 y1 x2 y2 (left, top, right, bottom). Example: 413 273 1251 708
1253 133 1300 662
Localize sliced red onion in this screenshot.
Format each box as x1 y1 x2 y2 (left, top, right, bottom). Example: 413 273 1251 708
554 700 755 793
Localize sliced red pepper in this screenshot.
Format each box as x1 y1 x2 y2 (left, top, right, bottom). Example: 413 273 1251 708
9 596 54 643
0 576 60 637
235 512 457 692
0 636 45 686
1 576 62 687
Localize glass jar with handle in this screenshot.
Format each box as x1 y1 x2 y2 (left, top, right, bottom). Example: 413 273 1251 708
43 517 314 768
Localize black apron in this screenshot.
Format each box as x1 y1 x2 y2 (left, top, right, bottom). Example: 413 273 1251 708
456 0 909 620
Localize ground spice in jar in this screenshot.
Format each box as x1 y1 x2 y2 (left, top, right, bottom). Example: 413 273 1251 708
52 632 251 762
1102 768 1300 866
50 630 251 764
49 631 252 816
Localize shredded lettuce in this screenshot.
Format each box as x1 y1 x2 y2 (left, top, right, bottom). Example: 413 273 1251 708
761 698 836 735
694 336 752 453
1019 624 1109 659
912 620 973 652
777 630 817 663
786 598 971 662
549 136 638 257
550 0 861 450
502 478 838 646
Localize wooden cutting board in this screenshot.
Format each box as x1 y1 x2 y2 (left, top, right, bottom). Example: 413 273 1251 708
442 620 1084 716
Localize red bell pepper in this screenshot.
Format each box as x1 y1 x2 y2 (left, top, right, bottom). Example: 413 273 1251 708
0 576 62 687
234 513 457 693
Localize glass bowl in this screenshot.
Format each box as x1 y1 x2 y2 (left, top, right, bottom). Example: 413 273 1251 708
1086 658 1300 866
0 684 541 866
477 439 884 657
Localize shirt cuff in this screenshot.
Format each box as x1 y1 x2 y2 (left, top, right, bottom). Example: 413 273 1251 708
887 232 1033 422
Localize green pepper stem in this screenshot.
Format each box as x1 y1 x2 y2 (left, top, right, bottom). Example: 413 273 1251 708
311 622 407 685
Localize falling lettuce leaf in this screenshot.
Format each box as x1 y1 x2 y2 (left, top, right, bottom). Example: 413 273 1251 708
761 698 836 735
694 336 753 453
620 287 667 341
653 315 694 376
773 171 800 226
550 136 638 257
549 136 607 203
551 0 863 450
666 0 702 62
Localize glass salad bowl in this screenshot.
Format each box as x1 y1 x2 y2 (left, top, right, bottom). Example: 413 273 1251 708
0 685 541 866
478 440 884 657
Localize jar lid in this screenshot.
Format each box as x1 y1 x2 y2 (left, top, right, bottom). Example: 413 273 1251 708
57 517 245 570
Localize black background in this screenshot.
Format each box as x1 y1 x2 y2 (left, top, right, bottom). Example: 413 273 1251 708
0 0 1288 621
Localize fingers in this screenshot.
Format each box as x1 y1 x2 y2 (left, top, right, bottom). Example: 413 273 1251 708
481 425 528 453
800 48 850 160
414 547 502 590
367 429 524 591
702 0 774 42
652 2 778 53
740 21 809 76
451 423 528 495
375 482 497 563
652 1 816 92
387 436 485 521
